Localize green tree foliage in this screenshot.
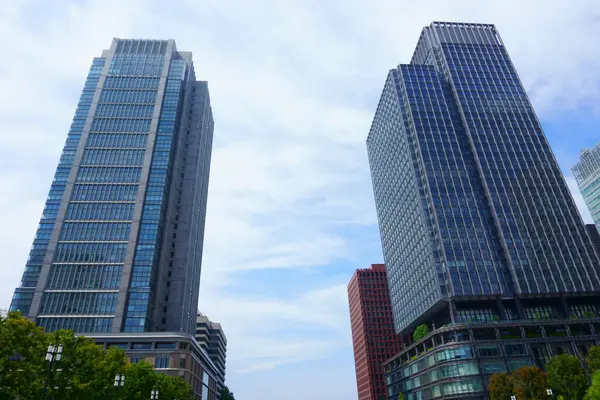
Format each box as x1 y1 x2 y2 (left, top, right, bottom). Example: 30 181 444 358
585 370 600 400
489 373 514 400
397 393 406 400
546 354 588 400
155 372 194 400
509 365 547 400
121 361 158 400
221 385 236 400
412 324 429 342
587 346 600 372
0 311 49 400
0 312 194 400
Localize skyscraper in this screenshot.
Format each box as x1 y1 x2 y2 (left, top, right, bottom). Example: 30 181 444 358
10 39 213 337
348 264 402 400
573 143 600 231
367 22 600 399
196 313 227 391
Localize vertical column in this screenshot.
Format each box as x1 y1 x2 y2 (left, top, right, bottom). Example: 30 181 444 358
112 40 175 332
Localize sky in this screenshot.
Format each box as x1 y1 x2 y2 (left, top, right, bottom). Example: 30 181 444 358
0 0 599 399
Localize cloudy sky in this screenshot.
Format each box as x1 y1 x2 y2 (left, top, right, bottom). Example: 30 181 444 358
1 0 599 398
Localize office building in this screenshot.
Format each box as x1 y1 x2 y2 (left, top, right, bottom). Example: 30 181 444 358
573 143 600 231
9 38 218 398
196 313 227 391
348 264 402 400
367 22 600 399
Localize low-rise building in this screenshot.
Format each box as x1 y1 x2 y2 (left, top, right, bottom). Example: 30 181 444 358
196 313 227 391
88 332 221 400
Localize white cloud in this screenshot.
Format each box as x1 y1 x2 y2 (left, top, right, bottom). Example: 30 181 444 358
1 1 600 399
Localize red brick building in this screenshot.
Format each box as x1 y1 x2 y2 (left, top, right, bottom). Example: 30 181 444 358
348 264 402 400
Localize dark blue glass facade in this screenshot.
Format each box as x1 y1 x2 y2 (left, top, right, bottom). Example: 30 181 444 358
368 22 600 334
10 39 214 335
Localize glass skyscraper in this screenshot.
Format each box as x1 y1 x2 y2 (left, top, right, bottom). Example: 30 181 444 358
573 143 600 231
367 22 600 399
10 39 214 336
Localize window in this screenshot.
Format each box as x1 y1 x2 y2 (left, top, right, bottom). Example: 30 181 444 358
481 360 505 374
156 342 176 349
508 359 531 371
478 345 500 357
505 343 527 356
130 357 143 363
155 356 169 368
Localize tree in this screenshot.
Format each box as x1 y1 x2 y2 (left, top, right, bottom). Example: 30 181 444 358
546 354 588 400
221 385 236 400
585 370 600 400
412 324 429 342
155 373 194 400
0 311 49 400
397 393 405 400
511 365 547 400
587 346 600 372
0 312 195 400
46 329 127 400
489 373 514 400
121 361 158 400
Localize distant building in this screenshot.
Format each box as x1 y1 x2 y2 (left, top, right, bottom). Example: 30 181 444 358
573 143 600 231
348 264 402 400
196 313 227 391
587 224 600 257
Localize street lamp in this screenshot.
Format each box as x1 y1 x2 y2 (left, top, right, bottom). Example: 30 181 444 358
114 373 125 398
151 389 159 399
41 344 63 400
114 373 125 387
546 388 554 397
510 396 516 400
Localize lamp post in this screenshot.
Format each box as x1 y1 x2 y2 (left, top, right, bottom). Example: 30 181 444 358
41 344 63 400
114 373 125 398
151 389 159 399
510 396 516 400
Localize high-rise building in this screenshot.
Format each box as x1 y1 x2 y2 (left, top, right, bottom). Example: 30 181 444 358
367 22 600 399
586 224 600 257
9 39 220 398
348 264 402 400
573 143 600 231
196 313 227 391
10 38 213 336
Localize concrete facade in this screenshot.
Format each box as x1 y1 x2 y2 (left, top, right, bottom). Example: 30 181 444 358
196 313 227 391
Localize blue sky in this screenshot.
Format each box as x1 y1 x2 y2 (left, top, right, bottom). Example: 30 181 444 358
0 0 599 399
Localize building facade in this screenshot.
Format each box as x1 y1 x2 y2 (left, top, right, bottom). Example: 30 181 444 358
90 332 220 400
366 22 600 399
573 143 600 231
348 264 402 400
10 39 213 337
587 224 600 257
196 313 227 391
